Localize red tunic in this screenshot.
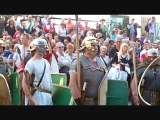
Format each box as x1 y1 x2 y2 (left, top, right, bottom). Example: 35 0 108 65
43 50 58 64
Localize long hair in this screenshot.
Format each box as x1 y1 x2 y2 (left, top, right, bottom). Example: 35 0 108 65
118 42 130 62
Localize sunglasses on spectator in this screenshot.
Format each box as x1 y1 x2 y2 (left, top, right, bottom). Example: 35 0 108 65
116 41 121 43
59 46 64 48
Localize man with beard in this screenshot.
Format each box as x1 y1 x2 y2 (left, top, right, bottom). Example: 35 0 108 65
131 48 160 106
22 38 53 105
69 36 108 105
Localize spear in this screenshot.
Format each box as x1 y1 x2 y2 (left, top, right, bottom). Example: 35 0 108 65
75 15 81 94
131 41 139 105
132 43 138 91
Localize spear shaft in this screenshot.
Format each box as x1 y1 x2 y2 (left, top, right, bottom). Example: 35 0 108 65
75 15 81 94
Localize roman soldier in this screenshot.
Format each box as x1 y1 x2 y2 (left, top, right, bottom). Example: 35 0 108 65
131 48 160 106
69 36 108 105
22 38 53 105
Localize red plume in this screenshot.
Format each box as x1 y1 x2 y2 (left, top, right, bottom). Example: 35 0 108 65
141 54 147 60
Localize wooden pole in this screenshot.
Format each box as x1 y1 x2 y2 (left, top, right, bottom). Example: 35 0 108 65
131 42 139 105
75 15 81 94
132 46 138 93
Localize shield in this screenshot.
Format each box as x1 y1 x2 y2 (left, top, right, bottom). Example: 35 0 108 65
106 79 129 105
9 72 21 105
52 83 76 105
98 71 108 105
0 74 11 105
51 73 67 86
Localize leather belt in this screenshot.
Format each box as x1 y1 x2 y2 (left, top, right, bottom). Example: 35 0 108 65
34 87 52 94
84 97 97 102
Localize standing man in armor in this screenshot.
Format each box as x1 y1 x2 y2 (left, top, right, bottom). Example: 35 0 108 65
69 36 108 105
131 48 160 106
22 38 53 105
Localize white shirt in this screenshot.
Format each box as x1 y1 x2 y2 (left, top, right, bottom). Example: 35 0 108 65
56 51 72 68
50 54 59 73
14 19 21 27
59 28 67 37
41 18 47 25
13 45 30 67
100 55 110 66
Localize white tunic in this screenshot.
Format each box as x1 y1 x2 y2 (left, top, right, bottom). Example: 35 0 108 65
24 58 53 105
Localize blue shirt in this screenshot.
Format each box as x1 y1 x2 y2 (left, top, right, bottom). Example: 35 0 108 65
2 50 10 58
8 53 14 59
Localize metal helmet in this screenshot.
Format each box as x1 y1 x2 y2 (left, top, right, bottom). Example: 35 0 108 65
147 48 158 57
79 36 97 51
29 38 47 51
29 38 48 55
